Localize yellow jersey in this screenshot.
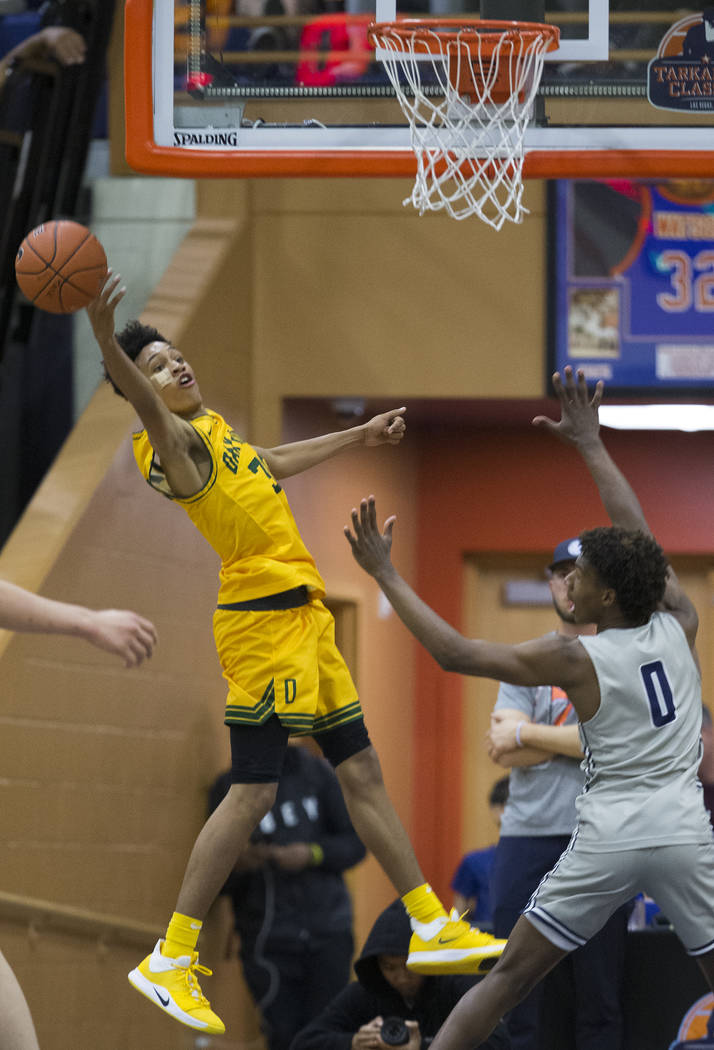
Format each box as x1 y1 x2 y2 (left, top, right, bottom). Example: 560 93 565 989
132 409 326 605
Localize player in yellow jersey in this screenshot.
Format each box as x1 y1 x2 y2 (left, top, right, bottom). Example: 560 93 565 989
87 272 505 1039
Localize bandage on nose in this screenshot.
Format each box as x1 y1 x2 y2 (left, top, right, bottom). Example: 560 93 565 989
151 367 172 388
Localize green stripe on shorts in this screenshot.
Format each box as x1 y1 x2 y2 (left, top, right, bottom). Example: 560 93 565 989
224 679 276 725
312 701 363 733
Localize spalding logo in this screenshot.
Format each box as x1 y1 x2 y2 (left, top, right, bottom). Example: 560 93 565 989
16 246 23 261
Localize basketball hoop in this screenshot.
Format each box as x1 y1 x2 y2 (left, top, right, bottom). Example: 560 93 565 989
368 19 560 227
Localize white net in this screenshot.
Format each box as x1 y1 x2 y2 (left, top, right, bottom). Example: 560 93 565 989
371 22 555 228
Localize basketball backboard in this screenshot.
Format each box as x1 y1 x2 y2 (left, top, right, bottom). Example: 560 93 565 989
124 0 714 178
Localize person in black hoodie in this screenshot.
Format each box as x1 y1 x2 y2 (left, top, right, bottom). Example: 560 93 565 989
209 740 366 1050
289 899 511 1050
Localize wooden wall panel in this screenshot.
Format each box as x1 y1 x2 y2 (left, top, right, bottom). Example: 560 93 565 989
250 180 547 444
0 438 226 919
191 178 548 444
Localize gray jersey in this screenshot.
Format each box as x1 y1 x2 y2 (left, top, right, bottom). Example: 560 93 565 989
495 659 584 837
576 611 711 852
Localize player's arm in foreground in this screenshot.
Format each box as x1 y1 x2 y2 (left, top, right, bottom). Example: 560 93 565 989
533 365 698 646
344 498 589 701
87 275 208 498
0 578 156 667
487 710 583 768
253 408 407 480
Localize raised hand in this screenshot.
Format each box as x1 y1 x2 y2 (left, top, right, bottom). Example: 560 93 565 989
532 366 603 448
344 497 396 579
86 271 126 345
363 408 407 447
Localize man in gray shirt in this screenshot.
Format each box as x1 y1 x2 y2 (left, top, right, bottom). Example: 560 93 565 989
483 539 627 1050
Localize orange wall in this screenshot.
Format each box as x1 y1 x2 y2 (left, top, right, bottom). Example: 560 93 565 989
410 424 714 898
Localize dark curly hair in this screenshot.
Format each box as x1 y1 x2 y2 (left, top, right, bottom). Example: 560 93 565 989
104 320 169 398
579 526 668 625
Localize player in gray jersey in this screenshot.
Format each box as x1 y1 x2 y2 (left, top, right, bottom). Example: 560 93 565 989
344 365 714 1050
486 538 627 1050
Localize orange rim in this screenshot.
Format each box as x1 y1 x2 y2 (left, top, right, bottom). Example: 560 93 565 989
367 19 560 56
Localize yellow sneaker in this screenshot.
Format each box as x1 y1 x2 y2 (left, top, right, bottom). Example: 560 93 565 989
407 911 506 975
128 939 225 1035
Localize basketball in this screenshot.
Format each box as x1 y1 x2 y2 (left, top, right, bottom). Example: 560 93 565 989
15 220 108 314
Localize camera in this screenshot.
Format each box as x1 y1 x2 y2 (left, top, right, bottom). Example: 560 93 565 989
380 1017 410 1046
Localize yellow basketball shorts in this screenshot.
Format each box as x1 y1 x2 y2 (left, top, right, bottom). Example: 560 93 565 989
213 598 362 734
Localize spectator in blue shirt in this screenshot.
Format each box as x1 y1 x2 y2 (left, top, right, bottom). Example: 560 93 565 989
451 777 509 930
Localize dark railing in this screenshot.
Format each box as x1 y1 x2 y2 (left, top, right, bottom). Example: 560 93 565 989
0 1 114 354
0 0 115 543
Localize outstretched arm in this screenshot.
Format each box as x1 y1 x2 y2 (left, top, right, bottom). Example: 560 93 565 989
344 498 586 693
87 275 205 496
254 409 406 480
344 497 483 673
0 579 157 668
534 366 697 639
88 274 180 435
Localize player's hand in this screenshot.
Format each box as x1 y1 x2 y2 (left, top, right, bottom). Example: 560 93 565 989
363 407 406 446
344 497 395 579
84 609 157 668
403 1021 421 1050
351 1017 384 1050
86 271 125 343
532 366 603 447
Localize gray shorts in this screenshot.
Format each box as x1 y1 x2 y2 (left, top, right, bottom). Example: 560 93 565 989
524 837 714 956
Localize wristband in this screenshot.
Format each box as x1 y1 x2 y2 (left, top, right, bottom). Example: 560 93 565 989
309 843 324 866
515 722 526 748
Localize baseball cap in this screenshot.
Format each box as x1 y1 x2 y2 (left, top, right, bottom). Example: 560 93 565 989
549 537 582 570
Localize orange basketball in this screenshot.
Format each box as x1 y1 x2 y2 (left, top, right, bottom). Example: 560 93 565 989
15 220 108 314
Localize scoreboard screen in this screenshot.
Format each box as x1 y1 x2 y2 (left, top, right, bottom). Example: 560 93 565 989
549 180 714 395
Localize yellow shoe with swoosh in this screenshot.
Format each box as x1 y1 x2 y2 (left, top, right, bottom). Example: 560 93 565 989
128 940 226 1035
407 911 506 975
